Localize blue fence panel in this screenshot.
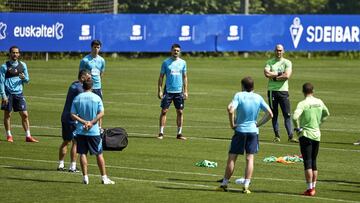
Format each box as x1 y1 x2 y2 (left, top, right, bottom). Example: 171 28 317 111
0 13 359 52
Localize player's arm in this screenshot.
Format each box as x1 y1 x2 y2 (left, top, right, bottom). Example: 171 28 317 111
183 72 188 99
158 73 165 99
264 66 278 79
292 103 303 129
227 103 236 129
0 65 8 103
257 106 273 127
276 61 292 81
321 103 330 123
19 63 29 83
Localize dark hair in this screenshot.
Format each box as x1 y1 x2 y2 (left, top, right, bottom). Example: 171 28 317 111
78 69 90 80
91 40 102 47
241 76 254 92
171 43 181 50
83 79 93 91
9 45 20 53
302 82 314 95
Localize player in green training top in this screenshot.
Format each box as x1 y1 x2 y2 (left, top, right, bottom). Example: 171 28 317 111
264 44 296 143
293 82 330 196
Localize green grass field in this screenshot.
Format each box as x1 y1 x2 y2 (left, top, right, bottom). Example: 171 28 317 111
0 57 359 203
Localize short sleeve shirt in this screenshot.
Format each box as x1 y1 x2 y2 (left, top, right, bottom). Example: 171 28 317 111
231 91 270 134
160 57 187 93
71 91 104 136
79 54 105 90
265 58 292 91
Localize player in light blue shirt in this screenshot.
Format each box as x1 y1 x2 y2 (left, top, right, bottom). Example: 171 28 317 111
0 46 38 143
79 40 105 93
218 77 272 194
70 79 114 185
79 40 105 130
157 44 188 140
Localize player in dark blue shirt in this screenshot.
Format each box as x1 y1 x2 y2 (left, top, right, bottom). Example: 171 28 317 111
57 70 90 172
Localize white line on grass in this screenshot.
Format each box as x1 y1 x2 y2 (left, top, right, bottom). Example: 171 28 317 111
0 163 358 203
1 124 359 153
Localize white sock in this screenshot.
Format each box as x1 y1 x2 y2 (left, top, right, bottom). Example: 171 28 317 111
177 127 182 134
221 178 229 186
6 130 12 136
102 175 108 181
83 175 89 182
307 182 313 190
160 126 164 134
312 181 316 188
58 160 64 168
244 179 251 188
70 162 76 170
25 130 31 137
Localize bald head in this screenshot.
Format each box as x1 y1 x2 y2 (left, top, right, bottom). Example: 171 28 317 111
274 44 284 59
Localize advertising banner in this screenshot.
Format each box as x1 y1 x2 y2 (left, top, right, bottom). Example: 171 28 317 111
0 13 359 52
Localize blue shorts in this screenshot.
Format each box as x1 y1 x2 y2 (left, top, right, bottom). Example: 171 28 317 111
160 92 184 110
61 122 76 141
1 93 27 112
76 135 103 155
92 89 103 100
229 132 259 155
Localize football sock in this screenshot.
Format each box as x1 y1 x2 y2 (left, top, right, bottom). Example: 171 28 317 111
70 162 76 170
25 130 31 137
83 175 89 182
307 182 313 190
244 179 251 188
177 127 182 134
101 175 108 181
59 160 65 168
312 181 316 188
6 130 12 136
221 178 229 186
160 126 164 134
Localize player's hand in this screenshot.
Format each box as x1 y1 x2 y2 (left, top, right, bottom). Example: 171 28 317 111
1 98 8 106
83 121 93 131
183 92 188 100
19 73 25 80
158 91 163 100
230 123 237 129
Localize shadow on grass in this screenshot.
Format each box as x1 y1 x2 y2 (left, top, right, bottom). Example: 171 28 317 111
168 178 222 183
320 179 360 186
158 186 301 196
5 165 55 172
1 176 77 184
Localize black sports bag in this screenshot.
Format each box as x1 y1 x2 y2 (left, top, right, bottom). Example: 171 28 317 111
101 127 128 151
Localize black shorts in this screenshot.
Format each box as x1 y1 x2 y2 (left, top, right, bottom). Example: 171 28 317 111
299 136 319 170
76 135 103 155
92 89 103 100
229 132 259 155
61 122 76 141
1 93 27 112
160 92 184 110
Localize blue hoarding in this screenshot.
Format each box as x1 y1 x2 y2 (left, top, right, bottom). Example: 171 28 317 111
0 13 359 52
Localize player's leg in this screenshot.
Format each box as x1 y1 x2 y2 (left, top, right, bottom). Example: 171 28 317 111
174 93 185 140
268 91 280 142
158 93 171 139
278 91 295 142
242 132 258 193
299 136 315 196
311 140 320 192
4 110 13 142
76 135 89 184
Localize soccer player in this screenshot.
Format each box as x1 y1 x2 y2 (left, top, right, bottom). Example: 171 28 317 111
293 82 329 196
79 40 105 130
217 77 273 194
157 43 188 140
57 70 91 172
0 46 38 143
264 44 297 143
71 79 114 185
